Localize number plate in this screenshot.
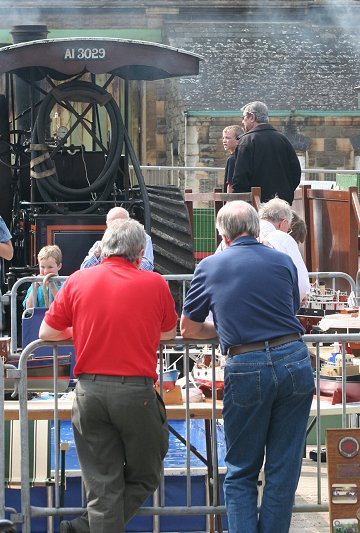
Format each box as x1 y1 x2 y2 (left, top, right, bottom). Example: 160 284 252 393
64 48 106 60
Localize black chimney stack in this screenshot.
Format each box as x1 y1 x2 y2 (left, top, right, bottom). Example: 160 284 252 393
11 25 48 44
10 25 49 132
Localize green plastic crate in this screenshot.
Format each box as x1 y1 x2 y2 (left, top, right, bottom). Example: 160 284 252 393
193 208 216 253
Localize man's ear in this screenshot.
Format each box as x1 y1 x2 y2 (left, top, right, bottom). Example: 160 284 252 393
58 262 62 271
222 236 231 247
135 249 144 268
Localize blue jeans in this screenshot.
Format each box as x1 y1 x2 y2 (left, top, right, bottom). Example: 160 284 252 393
223 340 314 533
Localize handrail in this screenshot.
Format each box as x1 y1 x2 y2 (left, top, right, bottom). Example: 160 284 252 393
308 271 356 295
135 165 359 176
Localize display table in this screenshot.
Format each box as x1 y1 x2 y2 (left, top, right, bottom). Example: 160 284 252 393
4 397 360 421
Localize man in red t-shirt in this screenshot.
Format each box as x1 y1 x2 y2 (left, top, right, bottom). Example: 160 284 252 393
39 218 177 533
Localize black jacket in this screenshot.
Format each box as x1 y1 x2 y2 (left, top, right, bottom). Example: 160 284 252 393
232 124 301 204
223 151 237 192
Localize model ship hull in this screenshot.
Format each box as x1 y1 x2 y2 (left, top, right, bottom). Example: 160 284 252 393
316 374 360 404
192 364 224 399
5 355 71 393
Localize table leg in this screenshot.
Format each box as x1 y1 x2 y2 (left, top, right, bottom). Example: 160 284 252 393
205 420 223 533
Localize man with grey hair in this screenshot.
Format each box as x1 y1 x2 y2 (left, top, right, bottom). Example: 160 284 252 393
232 101 301 204
181 200 313 533
39 218 177 533
259 197 310 303
259 196 294 239
80 206 154 271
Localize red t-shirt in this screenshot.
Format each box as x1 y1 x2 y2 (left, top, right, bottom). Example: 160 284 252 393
44 257 178 379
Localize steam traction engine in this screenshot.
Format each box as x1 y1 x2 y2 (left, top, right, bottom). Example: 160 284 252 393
0 26 200 289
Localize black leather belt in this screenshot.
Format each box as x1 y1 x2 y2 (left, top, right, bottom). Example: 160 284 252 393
228 333 301 356
79 374 154 385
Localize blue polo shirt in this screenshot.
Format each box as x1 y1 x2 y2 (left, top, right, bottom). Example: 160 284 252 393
0 217 11 243
182 236 304 354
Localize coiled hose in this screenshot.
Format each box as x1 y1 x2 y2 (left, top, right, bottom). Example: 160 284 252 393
30 80 125 214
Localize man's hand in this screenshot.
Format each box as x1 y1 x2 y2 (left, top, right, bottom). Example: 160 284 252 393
94 244 102 258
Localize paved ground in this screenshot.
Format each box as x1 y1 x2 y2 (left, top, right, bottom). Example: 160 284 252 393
175 447 331 533
291 451 330 532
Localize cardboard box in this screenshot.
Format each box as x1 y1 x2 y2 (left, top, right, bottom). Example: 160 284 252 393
320 364 360 377
154 384 183 405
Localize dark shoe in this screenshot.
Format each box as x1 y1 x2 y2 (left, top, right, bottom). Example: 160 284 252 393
60 521 76 533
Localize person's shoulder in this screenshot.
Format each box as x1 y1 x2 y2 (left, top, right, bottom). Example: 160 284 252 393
137 269 164 282
193 252 222 272
253 124 276 133
266 243 297 267
267 229 290 244
260 237 292 258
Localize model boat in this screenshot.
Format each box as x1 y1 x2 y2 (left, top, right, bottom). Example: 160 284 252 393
297 280 352 332
191 345 225 399
4 354 71 394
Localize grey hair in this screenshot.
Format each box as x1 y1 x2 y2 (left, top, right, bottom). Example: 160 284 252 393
101 219 146 262
241 101 269 123
258 197 293 225
216 200 259 240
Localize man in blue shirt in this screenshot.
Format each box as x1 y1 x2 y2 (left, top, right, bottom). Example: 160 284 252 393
80 206 154 271
0 216 13 261
181 200 314 533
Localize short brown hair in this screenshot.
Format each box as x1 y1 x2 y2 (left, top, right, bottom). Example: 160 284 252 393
290 211 307 243
38 245 62 266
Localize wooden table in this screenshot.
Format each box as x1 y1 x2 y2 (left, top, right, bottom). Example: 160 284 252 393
4 397 360 421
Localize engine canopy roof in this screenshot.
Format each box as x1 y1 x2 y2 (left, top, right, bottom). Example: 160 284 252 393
0 37 202 81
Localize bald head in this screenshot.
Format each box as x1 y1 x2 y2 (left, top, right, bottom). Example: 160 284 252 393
216 200 259 242
106 207 130 226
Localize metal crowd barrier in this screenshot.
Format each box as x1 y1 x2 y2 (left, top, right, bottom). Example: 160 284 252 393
7 272 358 356
2 333 360 531
2 270 360 531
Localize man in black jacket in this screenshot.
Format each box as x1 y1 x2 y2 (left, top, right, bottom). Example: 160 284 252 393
232 101 301 204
